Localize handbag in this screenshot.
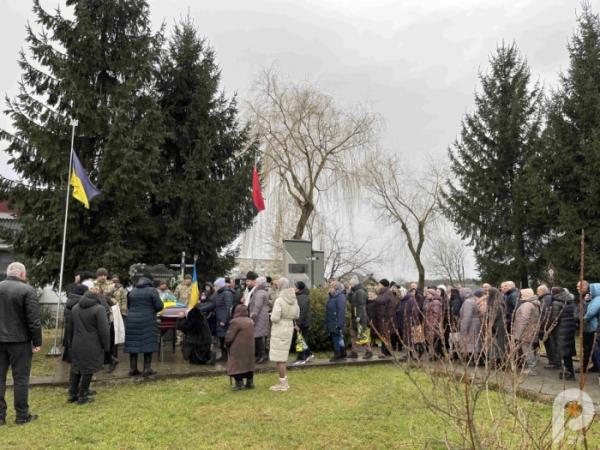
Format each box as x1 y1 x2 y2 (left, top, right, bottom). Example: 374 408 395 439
411 324 425 344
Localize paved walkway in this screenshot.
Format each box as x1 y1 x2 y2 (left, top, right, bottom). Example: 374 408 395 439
18 349 600 407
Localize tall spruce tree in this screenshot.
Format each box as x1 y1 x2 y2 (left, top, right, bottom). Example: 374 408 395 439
0 0 164 283
154 20 257 279
544 4 600 286
444 43 548 287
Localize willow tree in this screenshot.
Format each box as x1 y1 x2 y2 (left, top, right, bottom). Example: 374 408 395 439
249 69 378 241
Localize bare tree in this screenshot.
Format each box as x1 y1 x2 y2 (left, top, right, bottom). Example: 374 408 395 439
323 227 383 281
367 154 441 291
249 68 378 240
427 227 468 286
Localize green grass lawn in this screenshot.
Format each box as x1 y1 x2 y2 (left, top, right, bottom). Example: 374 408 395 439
1 364 597 449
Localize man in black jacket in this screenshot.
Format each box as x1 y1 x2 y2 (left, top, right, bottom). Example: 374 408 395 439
348 277 373 359
0 262 41 425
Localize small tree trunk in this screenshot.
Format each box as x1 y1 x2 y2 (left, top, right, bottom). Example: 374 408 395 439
415 256 426 291
292 203 314 240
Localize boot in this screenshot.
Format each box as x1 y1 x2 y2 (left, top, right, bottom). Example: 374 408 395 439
142 352 156 377
245 375 255 390
77 374 95 405
129 353 141 376
232 378 246 391
67 371 80 403
107 355 119 373
340 347 347 359
329 352 341 362
269 377 289 392
559 371 575 380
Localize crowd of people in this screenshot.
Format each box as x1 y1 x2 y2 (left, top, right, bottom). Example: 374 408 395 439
1 259 599 425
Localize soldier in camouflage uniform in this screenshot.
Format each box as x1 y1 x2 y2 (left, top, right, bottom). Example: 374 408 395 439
93 268 119 372
111 275 128 317
174 275 193 307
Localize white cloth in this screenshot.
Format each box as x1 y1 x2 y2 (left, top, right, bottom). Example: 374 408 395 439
243 286 255 307
112 304 125 345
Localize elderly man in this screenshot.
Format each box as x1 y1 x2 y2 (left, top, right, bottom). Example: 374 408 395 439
0 262 41 425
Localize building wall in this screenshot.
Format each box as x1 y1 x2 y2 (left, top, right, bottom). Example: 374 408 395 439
231 258 284 279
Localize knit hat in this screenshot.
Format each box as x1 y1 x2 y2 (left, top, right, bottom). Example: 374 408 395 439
246 271 258 281
214 278 226 289
437 284 447 293
96 267 108 277
349 276 360 286
295 281 306 290
473 288 485 298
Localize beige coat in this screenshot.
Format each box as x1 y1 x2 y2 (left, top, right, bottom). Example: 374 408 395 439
269 288 300 362
513 296 541 343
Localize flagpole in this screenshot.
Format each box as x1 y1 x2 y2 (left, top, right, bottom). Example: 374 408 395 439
48 118 78 356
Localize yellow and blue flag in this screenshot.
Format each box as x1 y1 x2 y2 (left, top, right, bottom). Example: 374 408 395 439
70 151 100 209
187 264 200 309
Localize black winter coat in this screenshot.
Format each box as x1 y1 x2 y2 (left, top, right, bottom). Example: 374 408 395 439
68 293 110 374
296 287 312 328
449 289 462 327
350 284 369 328
504 288 519 332
62 292 84 363
539 293 553 336
177 308 213 364
125 277 163 354
550 290 577 358
0 277 41 346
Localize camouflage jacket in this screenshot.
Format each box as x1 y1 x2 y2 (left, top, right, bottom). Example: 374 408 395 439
113 285 128 315
174 283 192 305
93 279 117 306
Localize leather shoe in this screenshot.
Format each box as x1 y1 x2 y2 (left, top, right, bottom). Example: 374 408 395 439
16 414 38 425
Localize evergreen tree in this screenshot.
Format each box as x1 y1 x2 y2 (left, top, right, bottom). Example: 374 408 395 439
544 4 600 286
0 0 164 283
444 43 548 287
154 20 257 279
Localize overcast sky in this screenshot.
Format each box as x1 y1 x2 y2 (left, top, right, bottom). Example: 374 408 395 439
0 0 593 280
